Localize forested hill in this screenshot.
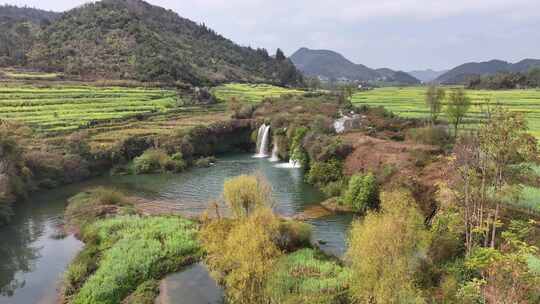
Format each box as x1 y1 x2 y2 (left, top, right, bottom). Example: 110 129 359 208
290 47 420 84
435 59 540 84
0 0 303 86
0 5 59 23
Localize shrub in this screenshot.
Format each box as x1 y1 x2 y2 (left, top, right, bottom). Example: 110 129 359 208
306 159 343 187
277 220 312 252
133 149 185 174
289 127 309 166
223 175 272 218
168 152 187 172
407 126 452 147
133 149 169 174
341 173 379 212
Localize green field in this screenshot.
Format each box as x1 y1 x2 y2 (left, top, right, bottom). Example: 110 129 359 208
352 87 540 138
212 83 304 103
0 85 177 132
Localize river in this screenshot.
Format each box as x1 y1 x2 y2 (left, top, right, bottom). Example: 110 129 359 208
0 153 352 304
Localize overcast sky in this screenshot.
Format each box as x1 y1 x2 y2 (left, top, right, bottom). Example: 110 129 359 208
3 0 540 71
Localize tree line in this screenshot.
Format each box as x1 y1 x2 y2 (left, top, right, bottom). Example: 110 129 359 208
466 68 540 90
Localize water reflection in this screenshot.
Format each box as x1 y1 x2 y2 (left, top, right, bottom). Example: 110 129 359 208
156 263 224 304
0 187 83 304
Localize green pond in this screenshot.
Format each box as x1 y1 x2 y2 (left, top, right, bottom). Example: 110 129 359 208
0 153 352 304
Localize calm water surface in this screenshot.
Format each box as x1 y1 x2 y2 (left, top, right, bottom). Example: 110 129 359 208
0 153 352 304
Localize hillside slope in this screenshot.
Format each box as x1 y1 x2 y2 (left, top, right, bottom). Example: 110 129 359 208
3 0 303 86
436 59 540 84
290 47 419 84
291 47 379 81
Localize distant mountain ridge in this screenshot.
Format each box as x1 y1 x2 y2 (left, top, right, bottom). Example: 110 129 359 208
0 0 303 86
435 59 540 84
290 47 420 85
407 69 447 83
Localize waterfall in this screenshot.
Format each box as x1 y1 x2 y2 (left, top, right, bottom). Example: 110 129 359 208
270 141 279 162
255 124 265 152
254 124 271 158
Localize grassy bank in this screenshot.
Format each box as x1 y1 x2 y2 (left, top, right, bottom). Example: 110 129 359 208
63 189 201 304
65 215 200 304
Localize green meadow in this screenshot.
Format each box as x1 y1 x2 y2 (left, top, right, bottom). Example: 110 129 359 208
0 85 177 132
351 86 540 138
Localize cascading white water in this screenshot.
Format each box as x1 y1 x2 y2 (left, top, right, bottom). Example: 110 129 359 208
270 141 279 162
255 124 265 152
275 158 302 168
254 124 271 158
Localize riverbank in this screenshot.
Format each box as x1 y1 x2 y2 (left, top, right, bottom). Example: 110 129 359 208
0 152 352 303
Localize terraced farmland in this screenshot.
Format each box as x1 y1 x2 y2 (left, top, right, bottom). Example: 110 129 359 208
0 85 177 132
86 104 229 149
212 83 305 103
352 87 540 138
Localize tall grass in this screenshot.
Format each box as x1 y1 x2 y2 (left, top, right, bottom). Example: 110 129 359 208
265 248 350 303
66 216 200 304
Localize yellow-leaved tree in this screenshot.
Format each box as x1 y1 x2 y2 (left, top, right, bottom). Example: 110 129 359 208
223 174 273 218
348 190 430 304
201 175 281 304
